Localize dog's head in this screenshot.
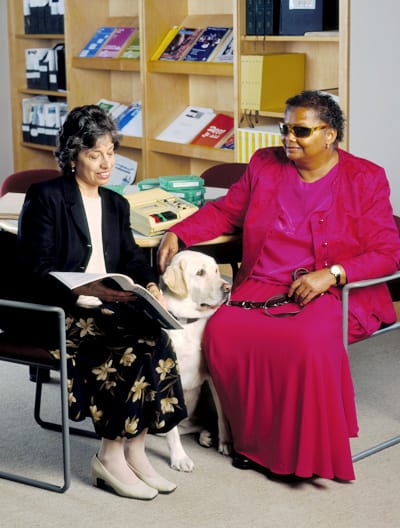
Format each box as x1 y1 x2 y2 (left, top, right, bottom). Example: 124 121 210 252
161 250 230 319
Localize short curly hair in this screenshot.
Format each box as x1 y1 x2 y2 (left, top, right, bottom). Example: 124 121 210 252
285 90 345 143
55 104 120 176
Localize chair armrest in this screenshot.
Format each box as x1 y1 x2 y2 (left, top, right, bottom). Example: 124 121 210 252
0 299 66 360
342 271 400 351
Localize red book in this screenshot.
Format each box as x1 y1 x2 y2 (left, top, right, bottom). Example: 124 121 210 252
191 113 234 147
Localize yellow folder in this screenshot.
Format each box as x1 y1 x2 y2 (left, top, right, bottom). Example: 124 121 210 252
240 53 305 112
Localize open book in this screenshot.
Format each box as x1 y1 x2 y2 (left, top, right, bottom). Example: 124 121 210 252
50 271 183 330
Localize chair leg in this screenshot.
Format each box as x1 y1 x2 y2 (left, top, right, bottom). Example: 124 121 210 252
0 361 71 492
352 435 400 462
34 375 99 439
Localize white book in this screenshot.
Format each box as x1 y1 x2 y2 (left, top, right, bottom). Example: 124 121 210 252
96 98 128 122
156 106 216 144
49 271 183 330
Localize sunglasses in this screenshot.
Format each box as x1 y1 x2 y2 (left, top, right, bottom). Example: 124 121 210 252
279 123 328 138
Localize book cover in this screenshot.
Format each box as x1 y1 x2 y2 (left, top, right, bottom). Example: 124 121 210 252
159 27 203 61
279 0 325 36
78 27 115 58
150 25 181 61
245 0 257 35
96 98 128 122
156 106 216 144
49 271 183 330
96 27 136 58
191 114 234 148
183 26 232 62
210 32 234 63
219 132 235 150
119 31 140 59
117 102 143 137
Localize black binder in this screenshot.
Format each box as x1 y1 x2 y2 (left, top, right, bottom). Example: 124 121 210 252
279 0 338 36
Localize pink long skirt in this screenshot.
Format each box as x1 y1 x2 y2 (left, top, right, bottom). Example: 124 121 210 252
203 279 358 480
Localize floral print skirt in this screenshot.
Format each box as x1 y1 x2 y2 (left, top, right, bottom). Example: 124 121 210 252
52 301 187 440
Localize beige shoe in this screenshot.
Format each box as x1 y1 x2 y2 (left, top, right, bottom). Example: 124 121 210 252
127 462 177 494
91 455 158 500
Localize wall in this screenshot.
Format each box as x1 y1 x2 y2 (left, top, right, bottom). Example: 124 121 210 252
0 0 14 184
348 0 400 214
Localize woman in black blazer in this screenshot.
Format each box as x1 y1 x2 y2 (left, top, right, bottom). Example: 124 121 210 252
17 105 186 500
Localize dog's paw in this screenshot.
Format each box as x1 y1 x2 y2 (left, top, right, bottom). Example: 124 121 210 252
170 455 195 472
198 429 213 448
218 440 232 456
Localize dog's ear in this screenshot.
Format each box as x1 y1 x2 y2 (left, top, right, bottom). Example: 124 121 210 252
162 260 188 298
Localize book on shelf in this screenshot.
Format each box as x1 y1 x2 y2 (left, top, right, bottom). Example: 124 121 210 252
156 106 216 144
150 25 182 61
191 113 234 148
96 27 137 58
219 132 234 150
184 26 232 62
119 31 140 59
158 27 203 61
96 98 128 122
279 0 339 36
117 102 143 137
78 27 115 58
49 271 183 330
211 32 234 63
245 0 280 36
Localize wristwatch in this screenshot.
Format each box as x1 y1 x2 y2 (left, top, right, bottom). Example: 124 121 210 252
329 265 342 287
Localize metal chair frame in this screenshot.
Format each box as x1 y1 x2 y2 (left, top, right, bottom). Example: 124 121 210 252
342 271 400 462
0 299 70 492
0 296 99 493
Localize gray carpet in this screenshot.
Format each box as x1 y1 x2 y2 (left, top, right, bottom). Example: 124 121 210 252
1 330 399 528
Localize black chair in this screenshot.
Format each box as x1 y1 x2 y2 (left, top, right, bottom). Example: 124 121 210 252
0 230 96 493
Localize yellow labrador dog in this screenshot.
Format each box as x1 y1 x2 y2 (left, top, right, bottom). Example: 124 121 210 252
161 250 232 471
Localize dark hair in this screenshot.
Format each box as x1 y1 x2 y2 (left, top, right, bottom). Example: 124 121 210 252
285 90 345 143
55 104 120 176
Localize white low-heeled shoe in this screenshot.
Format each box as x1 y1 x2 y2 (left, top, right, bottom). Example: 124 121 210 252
91 455 158 500
127 462 177 494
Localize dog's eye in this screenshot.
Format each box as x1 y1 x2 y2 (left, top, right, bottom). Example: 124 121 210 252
196 269 205 276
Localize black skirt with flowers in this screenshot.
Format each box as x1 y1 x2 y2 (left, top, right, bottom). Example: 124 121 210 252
50 301 187 440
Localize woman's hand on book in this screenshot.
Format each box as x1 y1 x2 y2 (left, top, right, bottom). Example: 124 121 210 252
73 280 137 303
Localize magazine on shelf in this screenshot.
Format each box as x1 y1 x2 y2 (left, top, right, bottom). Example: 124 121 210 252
49 271 183 330
211 32 234 63
78 27 115 58
184 26 232 62
96 27 137 58
158 27 203 61
191 113 234 148
156 106 216 144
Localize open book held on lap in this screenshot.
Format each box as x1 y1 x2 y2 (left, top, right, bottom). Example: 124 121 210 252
50 271 183 330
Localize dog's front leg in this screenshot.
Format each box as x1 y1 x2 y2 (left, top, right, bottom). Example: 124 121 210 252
166 426 195 472
208 379 232 456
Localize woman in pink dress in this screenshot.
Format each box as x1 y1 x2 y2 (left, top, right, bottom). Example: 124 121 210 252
158 91 400 481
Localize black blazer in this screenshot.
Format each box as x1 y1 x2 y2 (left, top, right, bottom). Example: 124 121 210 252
16 176 157 307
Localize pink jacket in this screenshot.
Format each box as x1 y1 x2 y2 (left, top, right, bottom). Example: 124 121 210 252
171 147 400 336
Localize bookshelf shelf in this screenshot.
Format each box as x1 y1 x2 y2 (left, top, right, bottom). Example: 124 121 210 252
18 88 67 98
147 61 233 77
149 139 234 163
72 57 140 72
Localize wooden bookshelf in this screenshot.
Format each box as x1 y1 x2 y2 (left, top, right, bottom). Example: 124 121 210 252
8 0 349 178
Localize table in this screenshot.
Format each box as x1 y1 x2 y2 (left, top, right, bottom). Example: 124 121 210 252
0 188 242 274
